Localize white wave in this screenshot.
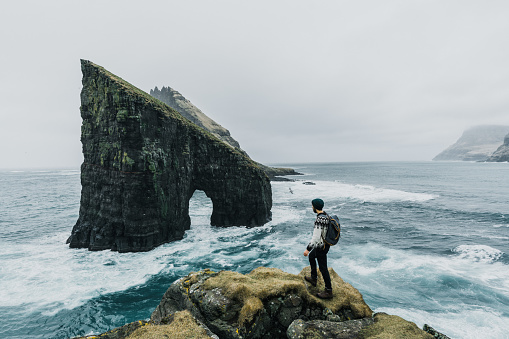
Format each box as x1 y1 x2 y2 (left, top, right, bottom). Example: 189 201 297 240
272 180 436 203
492 224 509 228
324 243 509 338
453 245 504 263
0 232 179 314
375 306 509 339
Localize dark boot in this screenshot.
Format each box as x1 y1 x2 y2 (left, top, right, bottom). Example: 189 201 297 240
305 276 317 287
316 288 333 299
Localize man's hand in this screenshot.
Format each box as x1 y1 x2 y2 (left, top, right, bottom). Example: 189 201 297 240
304 249 309 257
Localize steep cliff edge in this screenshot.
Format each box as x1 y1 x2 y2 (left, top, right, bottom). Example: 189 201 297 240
150 86 301 180
486 133 509 162
67 60 272 252
433 125 509 161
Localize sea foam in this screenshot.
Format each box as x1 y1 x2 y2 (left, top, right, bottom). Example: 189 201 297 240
273 180 436 204
453 244 503 263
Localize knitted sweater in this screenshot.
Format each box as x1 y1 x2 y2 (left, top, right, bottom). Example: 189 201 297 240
306 212 329 251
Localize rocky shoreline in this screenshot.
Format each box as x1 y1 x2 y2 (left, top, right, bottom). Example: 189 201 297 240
74 267 449 339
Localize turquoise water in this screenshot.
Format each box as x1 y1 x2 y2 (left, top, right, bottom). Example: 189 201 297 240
0 162 508 338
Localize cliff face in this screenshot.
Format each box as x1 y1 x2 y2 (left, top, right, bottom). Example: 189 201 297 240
67 60 272 252
487 133 509 162
433 125 509 161
150 86 301 181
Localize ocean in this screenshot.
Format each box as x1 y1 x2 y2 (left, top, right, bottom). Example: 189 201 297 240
0 162 508 339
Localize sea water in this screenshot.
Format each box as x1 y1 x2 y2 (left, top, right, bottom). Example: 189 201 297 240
0 162 508 339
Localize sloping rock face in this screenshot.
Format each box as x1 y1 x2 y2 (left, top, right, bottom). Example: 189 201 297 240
433 125 509 161
150 86 301 181
150 86 241 150
487 133 509 162
67 60 272 252
150 267 373 339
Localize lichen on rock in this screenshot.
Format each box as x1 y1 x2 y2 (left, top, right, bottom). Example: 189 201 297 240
67 60 272 252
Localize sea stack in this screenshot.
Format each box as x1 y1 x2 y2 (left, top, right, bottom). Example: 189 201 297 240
67 60 272 252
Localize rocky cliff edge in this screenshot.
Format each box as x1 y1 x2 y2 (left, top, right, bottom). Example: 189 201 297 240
74 267 449 339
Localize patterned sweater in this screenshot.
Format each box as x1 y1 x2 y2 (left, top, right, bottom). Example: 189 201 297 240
306 212 329 251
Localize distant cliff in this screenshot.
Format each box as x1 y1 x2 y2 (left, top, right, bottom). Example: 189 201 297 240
67 60 272 252
433 125 509 161
150 86 301 180
487 133 509 162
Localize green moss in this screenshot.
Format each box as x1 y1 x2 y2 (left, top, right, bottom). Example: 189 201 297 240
122 152 135 167
116 109 129 122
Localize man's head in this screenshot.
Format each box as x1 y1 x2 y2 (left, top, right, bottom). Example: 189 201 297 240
312 198 324 213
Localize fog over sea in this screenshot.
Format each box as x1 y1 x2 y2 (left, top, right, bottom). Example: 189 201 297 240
1 162 508 339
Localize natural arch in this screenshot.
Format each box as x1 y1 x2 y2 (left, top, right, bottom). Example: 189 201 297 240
67 60 272 252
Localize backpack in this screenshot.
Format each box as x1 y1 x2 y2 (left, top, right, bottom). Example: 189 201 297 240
322 212 341 246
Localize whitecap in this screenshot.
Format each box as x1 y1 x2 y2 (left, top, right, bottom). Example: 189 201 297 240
375 306 509 339
453 245 503 263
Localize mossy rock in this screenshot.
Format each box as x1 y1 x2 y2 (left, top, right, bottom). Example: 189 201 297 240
359 313 434 339
151 267 372 339
73 310 217 339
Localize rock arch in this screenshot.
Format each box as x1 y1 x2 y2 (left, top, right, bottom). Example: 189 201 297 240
67 60 272 252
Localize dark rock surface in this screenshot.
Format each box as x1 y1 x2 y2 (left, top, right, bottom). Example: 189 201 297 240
150 86 302 181
151 267 373 339
67 60 272 252
423 323 452 339
486 133 509 162
287 318 375 339
433 125 509 161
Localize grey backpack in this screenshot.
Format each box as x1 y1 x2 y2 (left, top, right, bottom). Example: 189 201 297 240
323 212 341 246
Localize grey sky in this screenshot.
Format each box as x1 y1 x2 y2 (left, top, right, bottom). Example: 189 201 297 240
1 0 508 169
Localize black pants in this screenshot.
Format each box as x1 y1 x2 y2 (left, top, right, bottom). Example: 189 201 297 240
309 245 332 290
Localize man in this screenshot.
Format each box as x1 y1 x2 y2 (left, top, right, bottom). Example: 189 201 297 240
304 198 333 299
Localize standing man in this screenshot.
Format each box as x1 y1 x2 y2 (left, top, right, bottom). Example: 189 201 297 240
304 198 333 299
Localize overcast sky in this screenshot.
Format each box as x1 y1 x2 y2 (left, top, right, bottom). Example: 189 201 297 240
1 0 508 169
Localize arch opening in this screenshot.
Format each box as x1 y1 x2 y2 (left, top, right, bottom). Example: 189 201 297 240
188 189 213 228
